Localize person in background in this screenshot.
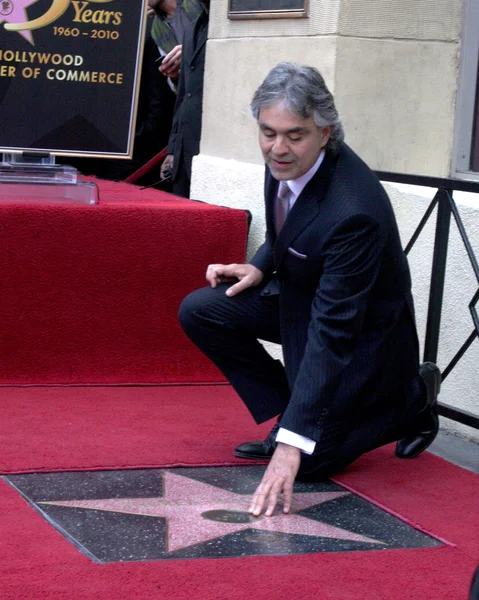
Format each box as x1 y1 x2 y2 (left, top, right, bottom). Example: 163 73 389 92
159 0 209 198
148 0 203 89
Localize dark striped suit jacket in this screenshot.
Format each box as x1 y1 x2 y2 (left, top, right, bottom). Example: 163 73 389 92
250 143 419 442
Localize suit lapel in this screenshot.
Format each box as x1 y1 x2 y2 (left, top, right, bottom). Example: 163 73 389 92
272 150 337 267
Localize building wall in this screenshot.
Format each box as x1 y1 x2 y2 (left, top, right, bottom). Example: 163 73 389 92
202 0 461 175
190 0 478 441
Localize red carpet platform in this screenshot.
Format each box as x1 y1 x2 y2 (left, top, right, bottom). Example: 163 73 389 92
0 180 248 384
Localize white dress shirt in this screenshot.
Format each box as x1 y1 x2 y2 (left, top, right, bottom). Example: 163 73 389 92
274 149 326 455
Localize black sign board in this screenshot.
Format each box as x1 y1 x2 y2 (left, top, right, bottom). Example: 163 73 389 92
0 0 147 158
229 0 308 19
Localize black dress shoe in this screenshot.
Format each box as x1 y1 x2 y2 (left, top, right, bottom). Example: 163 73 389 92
234 422 280 460
395 362 441 459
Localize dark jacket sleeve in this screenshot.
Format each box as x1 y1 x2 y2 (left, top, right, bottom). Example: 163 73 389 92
250 240 275 275
167 59 185 155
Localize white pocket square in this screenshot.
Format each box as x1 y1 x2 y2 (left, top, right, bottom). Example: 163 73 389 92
287 247 308 259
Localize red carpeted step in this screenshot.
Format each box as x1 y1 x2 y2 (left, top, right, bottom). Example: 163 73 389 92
0 181 248 384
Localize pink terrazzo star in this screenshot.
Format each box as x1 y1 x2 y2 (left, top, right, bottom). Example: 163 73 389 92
41 472 382 553
0 0 39 44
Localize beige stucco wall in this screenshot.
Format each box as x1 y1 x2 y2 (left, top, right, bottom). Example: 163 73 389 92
334 38 458 175
201 34 459 175
191 0 478 442
201 0 462 176
337 0 462 41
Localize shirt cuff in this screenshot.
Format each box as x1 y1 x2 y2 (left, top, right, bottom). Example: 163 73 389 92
275 428 316 455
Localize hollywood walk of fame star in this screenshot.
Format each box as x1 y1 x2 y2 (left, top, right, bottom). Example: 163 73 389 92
1 0 39 44
40 471 383 553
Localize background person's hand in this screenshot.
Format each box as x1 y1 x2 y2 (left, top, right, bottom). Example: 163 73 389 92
249 443 301 517
159 45 182 79
206 263 264 296
160 154 174 180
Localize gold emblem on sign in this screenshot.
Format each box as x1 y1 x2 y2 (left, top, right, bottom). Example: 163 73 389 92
4 0 114 33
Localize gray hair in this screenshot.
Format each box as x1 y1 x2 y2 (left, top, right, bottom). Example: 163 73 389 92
251 62 344 155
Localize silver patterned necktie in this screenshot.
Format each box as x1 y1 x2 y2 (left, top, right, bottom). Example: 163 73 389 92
275 181 291 234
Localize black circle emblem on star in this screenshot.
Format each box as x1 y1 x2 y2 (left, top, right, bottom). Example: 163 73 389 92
1 1 14 16
201 509 261 524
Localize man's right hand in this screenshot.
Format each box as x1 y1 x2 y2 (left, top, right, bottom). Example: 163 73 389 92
159 45 182 79
160 154 174 180
206 264 263 297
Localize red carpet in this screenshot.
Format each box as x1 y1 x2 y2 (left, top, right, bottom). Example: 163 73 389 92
1 385 478 599
0 181 248 385
0 386 273 474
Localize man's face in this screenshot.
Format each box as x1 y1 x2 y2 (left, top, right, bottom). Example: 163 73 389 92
258 102 331 181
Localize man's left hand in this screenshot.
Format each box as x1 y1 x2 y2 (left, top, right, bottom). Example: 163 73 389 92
249 443 301 517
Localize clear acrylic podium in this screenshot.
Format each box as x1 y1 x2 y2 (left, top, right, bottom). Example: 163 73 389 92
0 153 99 204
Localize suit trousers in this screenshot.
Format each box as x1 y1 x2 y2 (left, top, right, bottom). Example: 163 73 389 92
178 281 426 481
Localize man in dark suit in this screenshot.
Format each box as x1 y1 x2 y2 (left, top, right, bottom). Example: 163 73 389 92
160 0 209 197
178 63 440 516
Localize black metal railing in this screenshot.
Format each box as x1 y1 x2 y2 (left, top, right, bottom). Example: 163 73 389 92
375 171 479 430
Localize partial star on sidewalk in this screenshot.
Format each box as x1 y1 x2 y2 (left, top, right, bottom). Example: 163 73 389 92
40 471 383 553
1 0 39 44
